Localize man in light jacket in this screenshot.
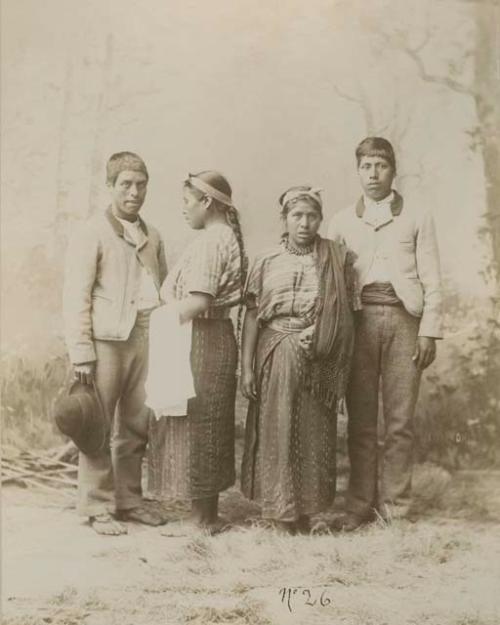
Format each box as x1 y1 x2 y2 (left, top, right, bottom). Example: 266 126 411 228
63 152 167 534
328 137 443 530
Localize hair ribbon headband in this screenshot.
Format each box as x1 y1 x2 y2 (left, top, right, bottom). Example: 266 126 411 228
188 174 234 208
280 187 323 209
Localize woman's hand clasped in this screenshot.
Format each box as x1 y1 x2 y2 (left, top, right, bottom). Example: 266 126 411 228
298 325 315 358
240 369 257 401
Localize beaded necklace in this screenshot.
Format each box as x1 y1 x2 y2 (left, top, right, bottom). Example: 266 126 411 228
284 238 315 256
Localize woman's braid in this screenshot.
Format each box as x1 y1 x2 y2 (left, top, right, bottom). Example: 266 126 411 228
225 206 248 338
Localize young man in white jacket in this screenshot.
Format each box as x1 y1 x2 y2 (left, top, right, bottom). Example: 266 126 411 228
63 152 167 534
328 137 443 530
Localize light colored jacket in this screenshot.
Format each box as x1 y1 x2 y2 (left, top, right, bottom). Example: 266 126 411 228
63 207 167 364
327 191 443 338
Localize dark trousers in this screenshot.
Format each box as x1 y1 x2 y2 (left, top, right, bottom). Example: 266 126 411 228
345 305 421 518
77 316 150 516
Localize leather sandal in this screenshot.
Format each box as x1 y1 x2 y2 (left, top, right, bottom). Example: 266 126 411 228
89 513 128 536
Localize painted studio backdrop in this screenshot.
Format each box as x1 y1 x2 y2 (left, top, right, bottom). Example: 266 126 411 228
2 2 500 624
3 0 499 469
2 0 499 491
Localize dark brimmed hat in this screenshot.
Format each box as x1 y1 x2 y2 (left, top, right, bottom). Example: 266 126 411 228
53 382 107 456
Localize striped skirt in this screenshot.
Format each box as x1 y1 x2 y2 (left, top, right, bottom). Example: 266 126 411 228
241 325 337 521
147 318 237 500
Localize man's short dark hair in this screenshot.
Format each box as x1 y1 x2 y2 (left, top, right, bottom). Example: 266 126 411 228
106 152 149 185
355 137 396 172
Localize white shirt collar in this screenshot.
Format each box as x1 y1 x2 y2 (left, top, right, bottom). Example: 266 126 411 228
363 190 394 211
116 216 147 247
116 215 140 228
363 191 394 228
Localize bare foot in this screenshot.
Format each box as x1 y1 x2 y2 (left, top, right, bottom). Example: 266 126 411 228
89 513 128 536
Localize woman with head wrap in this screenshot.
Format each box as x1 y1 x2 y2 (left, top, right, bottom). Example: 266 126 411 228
240 186 354 534
147 171 247 534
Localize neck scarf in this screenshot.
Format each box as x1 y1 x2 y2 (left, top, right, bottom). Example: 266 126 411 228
115 216 147 248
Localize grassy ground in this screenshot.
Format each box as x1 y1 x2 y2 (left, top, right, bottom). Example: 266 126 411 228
2 361 500 624
1 353 68 450
2 466 500 625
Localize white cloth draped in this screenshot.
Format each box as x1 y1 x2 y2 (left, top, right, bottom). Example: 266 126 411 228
145 304 195 419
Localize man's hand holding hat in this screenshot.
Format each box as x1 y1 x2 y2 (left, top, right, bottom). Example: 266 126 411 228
74 362 96 385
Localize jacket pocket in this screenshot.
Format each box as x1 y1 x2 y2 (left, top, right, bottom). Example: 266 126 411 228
398 237 415 247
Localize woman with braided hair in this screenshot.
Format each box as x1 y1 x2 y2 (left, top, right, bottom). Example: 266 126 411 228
240 186 354 534
147 171 247 534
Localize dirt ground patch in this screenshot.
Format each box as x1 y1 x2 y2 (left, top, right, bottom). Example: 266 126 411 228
2 470 500 625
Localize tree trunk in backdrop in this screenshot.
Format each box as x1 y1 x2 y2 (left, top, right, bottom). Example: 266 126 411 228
88 34 114 216
474 1 500 290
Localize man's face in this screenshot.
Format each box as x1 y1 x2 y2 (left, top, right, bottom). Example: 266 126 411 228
108 170 148 220
357 155 395 201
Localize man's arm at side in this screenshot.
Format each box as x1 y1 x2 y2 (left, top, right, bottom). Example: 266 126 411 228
413 209 443 370
416 209 443 340
63 222 99 367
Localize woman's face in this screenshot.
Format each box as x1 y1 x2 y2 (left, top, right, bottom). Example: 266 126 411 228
182 186 208 230
284 199 322 247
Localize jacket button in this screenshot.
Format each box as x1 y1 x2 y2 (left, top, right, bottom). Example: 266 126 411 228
131 299 135 304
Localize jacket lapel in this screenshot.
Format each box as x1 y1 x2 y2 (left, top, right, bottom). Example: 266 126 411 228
390 191 403 216
136 241 161 290
355 190 404 228
105 206 161 289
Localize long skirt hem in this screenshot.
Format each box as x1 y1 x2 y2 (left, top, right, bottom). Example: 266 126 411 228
241 326 337 523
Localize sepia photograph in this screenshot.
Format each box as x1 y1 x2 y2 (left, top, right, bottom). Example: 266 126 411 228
1 1 500 624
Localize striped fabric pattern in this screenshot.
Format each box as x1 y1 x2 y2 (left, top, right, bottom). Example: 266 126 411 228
241 243 339 521
146 222 241 501
245 243 319 325
163 223 242 312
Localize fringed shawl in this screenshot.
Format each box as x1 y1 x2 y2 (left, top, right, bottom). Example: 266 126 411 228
309 237 354 409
